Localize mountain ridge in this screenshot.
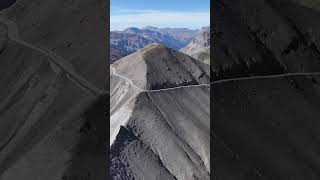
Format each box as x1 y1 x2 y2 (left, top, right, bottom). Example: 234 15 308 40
110 43 210 179
112 43 210 90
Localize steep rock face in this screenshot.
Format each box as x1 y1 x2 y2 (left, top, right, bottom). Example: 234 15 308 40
213 0 320 80
112 43 210 90
181 26 210 64
0 0 107 179
110 44 210 179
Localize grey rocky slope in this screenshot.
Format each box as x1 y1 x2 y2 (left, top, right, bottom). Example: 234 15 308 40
212 0 320 81
213 0 320 179
0 0 107 179
181 26 210 64
213 74 320 179
110 27 196 62
110 43 210 179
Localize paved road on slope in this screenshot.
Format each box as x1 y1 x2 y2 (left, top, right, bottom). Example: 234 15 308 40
211 72 320 84
110 66 144 92
111 66 320 92
3 17 319 95
0 17 105 96
110 66 211 92
4 14 317 95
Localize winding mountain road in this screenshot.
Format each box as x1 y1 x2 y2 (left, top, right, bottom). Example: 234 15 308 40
211 72 320 84
0 16 106 96
3 16 319 95
110 66 143 92
112 65 320 92
110 66 211 92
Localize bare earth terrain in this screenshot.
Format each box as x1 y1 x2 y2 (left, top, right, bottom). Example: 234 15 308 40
0 0 108 179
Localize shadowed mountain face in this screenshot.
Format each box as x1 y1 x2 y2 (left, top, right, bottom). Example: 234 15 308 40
213 0 320 179
213 0 320 81
110 44 210 179
0 0 15 10
181 26 210 64
0 0 107 179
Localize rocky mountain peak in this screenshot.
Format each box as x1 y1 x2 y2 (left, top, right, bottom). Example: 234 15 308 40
123 27 143 34
111 43 210 90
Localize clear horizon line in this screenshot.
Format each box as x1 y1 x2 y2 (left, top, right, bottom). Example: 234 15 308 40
110 25 210 31
110 9 209 32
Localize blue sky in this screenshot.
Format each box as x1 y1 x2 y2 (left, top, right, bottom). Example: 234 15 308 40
110 0 210 31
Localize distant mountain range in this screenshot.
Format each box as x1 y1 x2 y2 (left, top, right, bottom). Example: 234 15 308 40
143 26 198 45
110 31 154 62
110 27 204 63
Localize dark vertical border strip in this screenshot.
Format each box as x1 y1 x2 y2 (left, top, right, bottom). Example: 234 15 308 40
210 0 215 179
105 0 111 179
